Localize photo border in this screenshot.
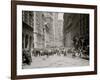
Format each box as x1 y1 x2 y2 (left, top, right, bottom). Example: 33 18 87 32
11 1 97 79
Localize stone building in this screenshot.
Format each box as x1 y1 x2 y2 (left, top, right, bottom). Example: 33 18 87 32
42 12 54 48
34 12 64 48
54 13 64 47
22 11 34 51
22 10 89 50
33 12 44 48
42 12 64 48
63 13 89 47
22 11 64 50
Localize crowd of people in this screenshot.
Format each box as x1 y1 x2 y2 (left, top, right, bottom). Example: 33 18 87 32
72 35 89 57
22 34 89 65
22 47 67 65
32 47 67 57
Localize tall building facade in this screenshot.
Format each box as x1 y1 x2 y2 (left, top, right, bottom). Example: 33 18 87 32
33 12 64 48
42 12 54 48
43 12 64 48
22 11 64 50
63 13 89 47
54 13 64 47
33 12 44 48
22 11 34 51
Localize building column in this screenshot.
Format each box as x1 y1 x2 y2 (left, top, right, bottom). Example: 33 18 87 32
33 12 38 48
53 13 56 47
23 34 25 49
22 33 25 50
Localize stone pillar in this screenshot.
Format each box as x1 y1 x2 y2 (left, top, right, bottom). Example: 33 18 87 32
22 33 25 50
52 13 56 47
23 34 25 49
33 12 38 48
27 35 29 50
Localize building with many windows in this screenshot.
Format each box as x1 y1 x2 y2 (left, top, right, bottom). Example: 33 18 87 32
22 11 64 50
22 11 34 51
22 11 89 50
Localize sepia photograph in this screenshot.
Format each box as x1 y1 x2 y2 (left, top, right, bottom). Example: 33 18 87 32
22 11 90 69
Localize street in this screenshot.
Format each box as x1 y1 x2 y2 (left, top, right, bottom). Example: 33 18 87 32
22 53 89 69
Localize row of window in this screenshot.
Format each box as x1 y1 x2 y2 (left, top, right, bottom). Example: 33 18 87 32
22 11 34 28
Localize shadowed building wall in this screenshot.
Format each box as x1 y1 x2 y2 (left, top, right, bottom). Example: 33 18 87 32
63 13 89 48
22 11 34 51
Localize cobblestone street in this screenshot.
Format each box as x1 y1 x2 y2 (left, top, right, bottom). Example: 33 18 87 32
22 54 89 69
